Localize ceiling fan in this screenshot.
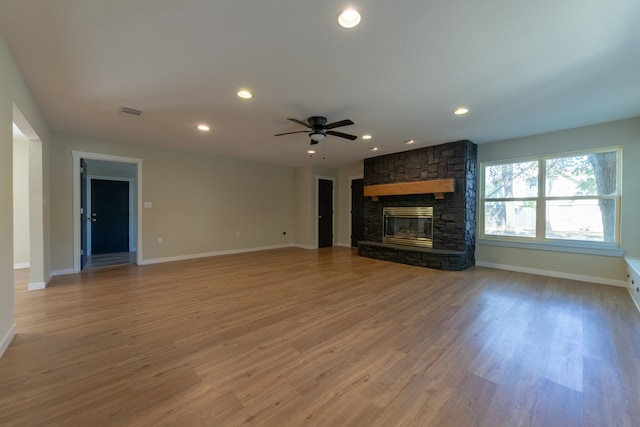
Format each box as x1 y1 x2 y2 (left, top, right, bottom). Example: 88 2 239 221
274 116 357 145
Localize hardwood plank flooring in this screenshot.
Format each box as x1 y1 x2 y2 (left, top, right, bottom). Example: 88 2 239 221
2 247 639 426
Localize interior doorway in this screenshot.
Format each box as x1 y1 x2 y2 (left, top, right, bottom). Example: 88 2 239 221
72 151 142 272
12 105 45 291
82 161 137 269
12 125 30 270
317 177 334 248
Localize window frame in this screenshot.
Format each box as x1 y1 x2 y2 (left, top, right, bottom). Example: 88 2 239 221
478 146 622 255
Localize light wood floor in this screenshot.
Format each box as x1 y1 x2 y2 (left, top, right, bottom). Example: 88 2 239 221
2 247 639 426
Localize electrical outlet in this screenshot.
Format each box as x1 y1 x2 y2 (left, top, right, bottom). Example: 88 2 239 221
157 237 163 244
235 232 240 238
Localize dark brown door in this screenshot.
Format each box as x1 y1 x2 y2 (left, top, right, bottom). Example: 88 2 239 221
91 179 129 254
318 179 333 248
351 178 364 247
80 159 88 270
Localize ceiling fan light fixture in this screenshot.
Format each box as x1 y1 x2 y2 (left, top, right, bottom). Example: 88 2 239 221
362 134 372 140
338 8 361 28
310 132 326 142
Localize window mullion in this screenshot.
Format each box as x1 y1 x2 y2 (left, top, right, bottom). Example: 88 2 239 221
538 158 545 240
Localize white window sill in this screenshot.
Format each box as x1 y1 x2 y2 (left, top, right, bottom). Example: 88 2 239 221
625 257 640 274
477 238 625 257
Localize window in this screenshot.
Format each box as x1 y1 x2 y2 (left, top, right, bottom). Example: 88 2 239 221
480 148 620 247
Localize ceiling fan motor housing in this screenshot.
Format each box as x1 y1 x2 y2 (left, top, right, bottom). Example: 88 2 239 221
308 116 328 127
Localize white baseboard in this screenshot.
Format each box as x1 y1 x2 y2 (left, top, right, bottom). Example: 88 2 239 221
335 242 353 248
141 244 295 265
475 261 628 287
28 282 46 291
294 244 317 250
51 268 75 277
0 323 17 358
13 262 30 270
51 245 298 272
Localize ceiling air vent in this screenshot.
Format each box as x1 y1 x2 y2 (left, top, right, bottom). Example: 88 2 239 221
119 106 143 117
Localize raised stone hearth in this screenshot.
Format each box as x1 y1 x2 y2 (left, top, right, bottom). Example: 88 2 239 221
359 140 477 271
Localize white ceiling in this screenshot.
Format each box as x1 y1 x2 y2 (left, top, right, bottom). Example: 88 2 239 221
1 0 639 168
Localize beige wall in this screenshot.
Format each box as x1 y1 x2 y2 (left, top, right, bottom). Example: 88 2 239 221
293 165 314 248
12 136 29 266
85 159 137 178
0 38 13 352
49 132 295 270
27 138 46 288
336 162 364 247
1 34 50 356
476 117 640 284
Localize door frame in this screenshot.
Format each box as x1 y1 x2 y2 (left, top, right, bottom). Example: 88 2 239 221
315 175 335 248
72 151 142 273
87 175 135 255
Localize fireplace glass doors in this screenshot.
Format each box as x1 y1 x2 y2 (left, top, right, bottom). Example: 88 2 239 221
383 207 433 248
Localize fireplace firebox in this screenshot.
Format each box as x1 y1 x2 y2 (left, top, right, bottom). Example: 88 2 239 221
383 207 433 248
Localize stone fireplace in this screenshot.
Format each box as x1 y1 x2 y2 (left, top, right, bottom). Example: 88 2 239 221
358 140 477 271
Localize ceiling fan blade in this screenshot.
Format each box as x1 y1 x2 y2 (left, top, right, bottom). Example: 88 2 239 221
326 130 358 140
325 119 354 129
274 130 310 136
287 118 312 128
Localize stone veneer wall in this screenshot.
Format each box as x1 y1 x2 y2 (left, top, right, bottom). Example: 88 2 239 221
359 139 477 270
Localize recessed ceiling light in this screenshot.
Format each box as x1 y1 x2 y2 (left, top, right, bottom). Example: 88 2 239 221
338 8 361 28
197 124 210 131
308 150 316 154
362 134 372 140
370 147 379 151
454 107 469 115
404 139 415 145
237 90 253 99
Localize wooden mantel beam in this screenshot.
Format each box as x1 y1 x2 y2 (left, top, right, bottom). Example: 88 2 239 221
364 178 455 201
